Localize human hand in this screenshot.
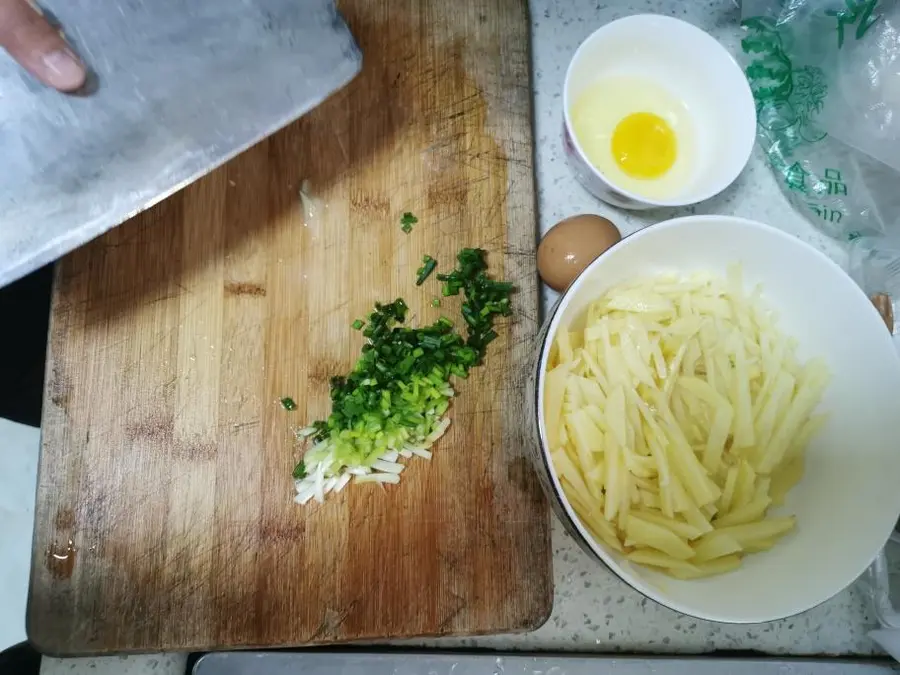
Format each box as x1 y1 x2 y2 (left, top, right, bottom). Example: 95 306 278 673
0 0 85 91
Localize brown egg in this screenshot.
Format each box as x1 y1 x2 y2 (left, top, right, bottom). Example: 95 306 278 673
537 215 621 291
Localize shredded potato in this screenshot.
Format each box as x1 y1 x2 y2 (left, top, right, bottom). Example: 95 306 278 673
544 267 830 579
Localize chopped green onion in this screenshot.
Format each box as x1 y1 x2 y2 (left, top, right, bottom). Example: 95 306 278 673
352 319 364 330
431 298 441 307
436 248 514 361
292 461 307 479
292 248 515 504
281 397 297 411
400 211 418 234
416 255 437 286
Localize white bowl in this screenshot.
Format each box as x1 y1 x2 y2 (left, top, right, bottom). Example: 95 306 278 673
531 215 900 623
562 15 756 210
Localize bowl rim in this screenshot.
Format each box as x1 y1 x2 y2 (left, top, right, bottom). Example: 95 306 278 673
535 214 900 623
562 13 758 208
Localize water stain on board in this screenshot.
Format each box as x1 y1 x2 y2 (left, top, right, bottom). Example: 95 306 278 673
45 539 78 580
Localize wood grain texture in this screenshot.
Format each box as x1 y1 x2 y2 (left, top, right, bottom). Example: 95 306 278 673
28 0 550 655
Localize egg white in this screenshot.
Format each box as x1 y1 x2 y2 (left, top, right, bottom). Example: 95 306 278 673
570 76 697 201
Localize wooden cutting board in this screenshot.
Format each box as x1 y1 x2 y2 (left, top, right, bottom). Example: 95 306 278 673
29 0 550 656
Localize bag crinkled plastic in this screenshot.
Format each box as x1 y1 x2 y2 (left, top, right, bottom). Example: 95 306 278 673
740 0 900 240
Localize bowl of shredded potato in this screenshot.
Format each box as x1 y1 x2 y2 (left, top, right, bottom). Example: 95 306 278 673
531 214 900 623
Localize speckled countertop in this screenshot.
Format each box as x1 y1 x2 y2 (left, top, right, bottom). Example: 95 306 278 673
40 0 898 673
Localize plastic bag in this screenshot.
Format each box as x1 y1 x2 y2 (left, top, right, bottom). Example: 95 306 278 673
861 535 900 662
740 0 900 240
848 233 900 335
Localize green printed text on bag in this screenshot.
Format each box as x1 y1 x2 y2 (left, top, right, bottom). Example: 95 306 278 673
740 0 900 240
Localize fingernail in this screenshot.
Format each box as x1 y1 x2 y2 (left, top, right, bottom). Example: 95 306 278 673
42 49 86 91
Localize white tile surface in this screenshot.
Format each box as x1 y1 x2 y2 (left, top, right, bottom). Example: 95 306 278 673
0 418 39 652
30 0 899 672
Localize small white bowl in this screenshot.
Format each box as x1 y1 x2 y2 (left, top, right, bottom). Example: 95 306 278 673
529 215 900 623
562 15 756 210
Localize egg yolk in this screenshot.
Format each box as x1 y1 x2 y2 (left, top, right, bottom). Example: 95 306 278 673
611 112 677 180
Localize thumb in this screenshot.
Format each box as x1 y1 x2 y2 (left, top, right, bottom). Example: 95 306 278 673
0 0 85 92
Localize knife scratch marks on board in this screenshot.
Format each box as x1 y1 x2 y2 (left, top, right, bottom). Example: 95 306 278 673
125 411 174 443
308 601 360 642
171 439 217 461
308 358 348 387
259 520 305 544
49 363 73 411
437 592 467 631
224 282 266 297
349 191 390 216
331 122 350 164
229 419 260 433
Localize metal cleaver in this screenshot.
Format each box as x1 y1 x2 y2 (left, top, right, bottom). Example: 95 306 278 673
0 0 361 288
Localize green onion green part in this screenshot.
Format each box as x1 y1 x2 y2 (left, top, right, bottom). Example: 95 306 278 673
415 255 438 286
281 397 297 411
400 211 418 234
352 319 364 330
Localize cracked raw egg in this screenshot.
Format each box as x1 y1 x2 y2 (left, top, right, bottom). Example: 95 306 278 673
570 75 696 200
